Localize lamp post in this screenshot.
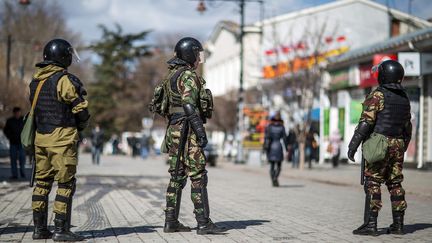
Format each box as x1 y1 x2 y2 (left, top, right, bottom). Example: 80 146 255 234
194 0 263 163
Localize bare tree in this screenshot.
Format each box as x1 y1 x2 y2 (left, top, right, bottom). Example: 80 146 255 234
0 0 85 123
263 17 342 169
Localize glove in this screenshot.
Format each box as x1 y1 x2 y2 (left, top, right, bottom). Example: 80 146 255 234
183 104 207 148
197 134 208 148
75 109 90 131
347 149 356 162
348 121 372 162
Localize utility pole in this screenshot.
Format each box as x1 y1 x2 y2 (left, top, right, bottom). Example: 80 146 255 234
6 34 12 89
194 0 263 163
236 0 245 163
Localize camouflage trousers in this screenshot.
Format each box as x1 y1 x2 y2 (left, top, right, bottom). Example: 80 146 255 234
164 121 209 220
364 137 407 213
32 143 78 219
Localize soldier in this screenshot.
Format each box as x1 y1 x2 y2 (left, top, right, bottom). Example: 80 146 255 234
348 60 411 236
30 39 89 241
162 37 224 234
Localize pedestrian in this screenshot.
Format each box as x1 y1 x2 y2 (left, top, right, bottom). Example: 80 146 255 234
91 124 104 165
328 130 341 168
288 126 300 168
29 39 89 241
263 112 288 187
152 37 225 234
305 126 315 169
3 107 26 179
348 60 411 236
140 134 150 159
111 134 120 155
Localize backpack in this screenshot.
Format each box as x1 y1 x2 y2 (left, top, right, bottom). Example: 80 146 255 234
148 67 186 117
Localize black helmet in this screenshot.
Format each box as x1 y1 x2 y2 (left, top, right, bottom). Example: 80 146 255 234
375 60 404 85
174 37 204 66
43 39 77 68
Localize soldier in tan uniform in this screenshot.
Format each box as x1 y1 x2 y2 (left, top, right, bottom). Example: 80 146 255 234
30 39 89 241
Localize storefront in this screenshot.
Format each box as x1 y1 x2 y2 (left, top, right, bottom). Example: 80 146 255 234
322 27 432 168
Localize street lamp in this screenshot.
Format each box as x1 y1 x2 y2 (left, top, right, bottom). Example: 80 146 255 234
19 0 31 5
194 0 263 164
197 0 207 13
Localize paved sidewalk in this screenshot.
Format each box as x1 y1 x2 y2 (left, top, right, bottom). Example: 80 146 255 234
0 154 431 242
226 161 432 198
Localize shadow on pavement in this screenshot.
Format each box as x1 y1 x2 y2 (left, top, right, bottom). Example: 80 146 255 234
404 223 432 234
0 225 31 234
216 220 270 230
278 184 304 188
78 226 162 238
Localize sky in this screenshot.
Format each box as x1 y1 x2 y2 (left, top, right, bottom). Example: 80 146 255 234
52 0 432 46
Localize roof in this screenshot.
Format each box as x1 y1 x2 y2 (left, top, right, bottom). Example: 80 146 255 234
208 20 240 44
261 0 432 28
328 27 432 67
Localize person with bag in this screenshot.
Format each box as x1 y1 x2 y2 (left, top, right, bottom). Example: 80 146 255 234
263 112 288 187
3 107 26 179
27 39 89 241
149 37 224 235
347 60 411 236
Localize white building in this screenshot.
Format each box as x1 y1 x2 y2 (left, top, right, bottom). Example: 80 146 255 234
205 0 431 96
204 21 261 96
204 0 432 166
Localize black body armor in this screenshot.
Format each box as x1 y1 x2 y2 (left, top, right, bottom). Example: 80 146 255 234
373 86 410 138
29 71 76 134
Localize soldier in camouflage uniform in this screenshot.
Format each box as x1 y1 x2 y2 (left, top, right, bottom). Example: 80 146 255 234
348 60 412 236
162 37 224 235
30 39 89 241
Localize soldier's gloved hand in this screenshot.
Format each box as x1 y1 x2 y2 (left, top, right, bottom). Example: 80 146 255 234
347 148 356 162
197 135 208 148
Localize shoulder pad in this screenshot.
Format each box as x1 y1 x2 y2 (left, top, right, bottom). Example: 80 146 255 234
67 73 83 86
67 73 87 96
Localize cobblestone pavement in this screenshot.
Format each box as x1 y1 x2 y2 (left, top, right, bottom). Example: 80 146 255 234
1 154 431 242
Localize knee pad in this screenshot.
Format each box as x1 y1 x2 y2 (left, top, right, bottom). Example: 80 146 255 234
58 178 76 197
169 177 187 189
191 175 208 189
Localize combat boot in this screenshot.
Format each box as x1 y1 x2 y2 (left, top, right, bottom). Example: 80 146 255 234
164 210 191 233
388 211 404 235
32 211 52 240
164 179 191 233
353 213 378 236
197 218 226 235
52 218 84 241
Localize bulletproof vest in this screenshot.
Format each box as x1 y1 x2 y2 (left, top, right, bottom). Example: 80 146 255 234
29 71 76 134
167 66 213 122
373 87 410 137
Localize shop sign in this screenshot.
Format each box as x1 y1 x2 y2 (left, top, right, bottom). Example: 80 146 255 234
398 52 420 76
421 53 432 75
359 64 377 88
329 68 349 90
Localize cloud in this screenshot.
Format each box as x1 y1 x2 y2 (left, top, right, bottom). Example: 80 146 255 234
54 0 431 46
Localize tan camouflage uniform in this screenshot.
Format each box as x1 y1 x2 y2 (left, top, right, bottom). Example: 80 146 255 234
360 89 411 213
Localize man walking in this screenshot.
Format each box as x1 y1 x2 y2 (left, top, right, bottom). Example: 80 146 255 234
3 107 26 179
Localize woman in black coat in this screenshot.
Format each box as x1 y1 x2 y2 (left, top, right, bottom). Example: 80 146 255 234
263 112 288 187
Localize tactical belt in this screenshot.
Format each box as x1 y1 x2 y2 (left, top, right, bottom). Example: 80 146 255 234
169 106 184 114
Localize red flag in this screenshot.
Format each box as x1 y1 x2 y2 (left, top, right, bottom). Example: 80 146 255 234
325 37 333 44
336 36 346 42
281 45 290 54
296 42 306 50
265 49 277 55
